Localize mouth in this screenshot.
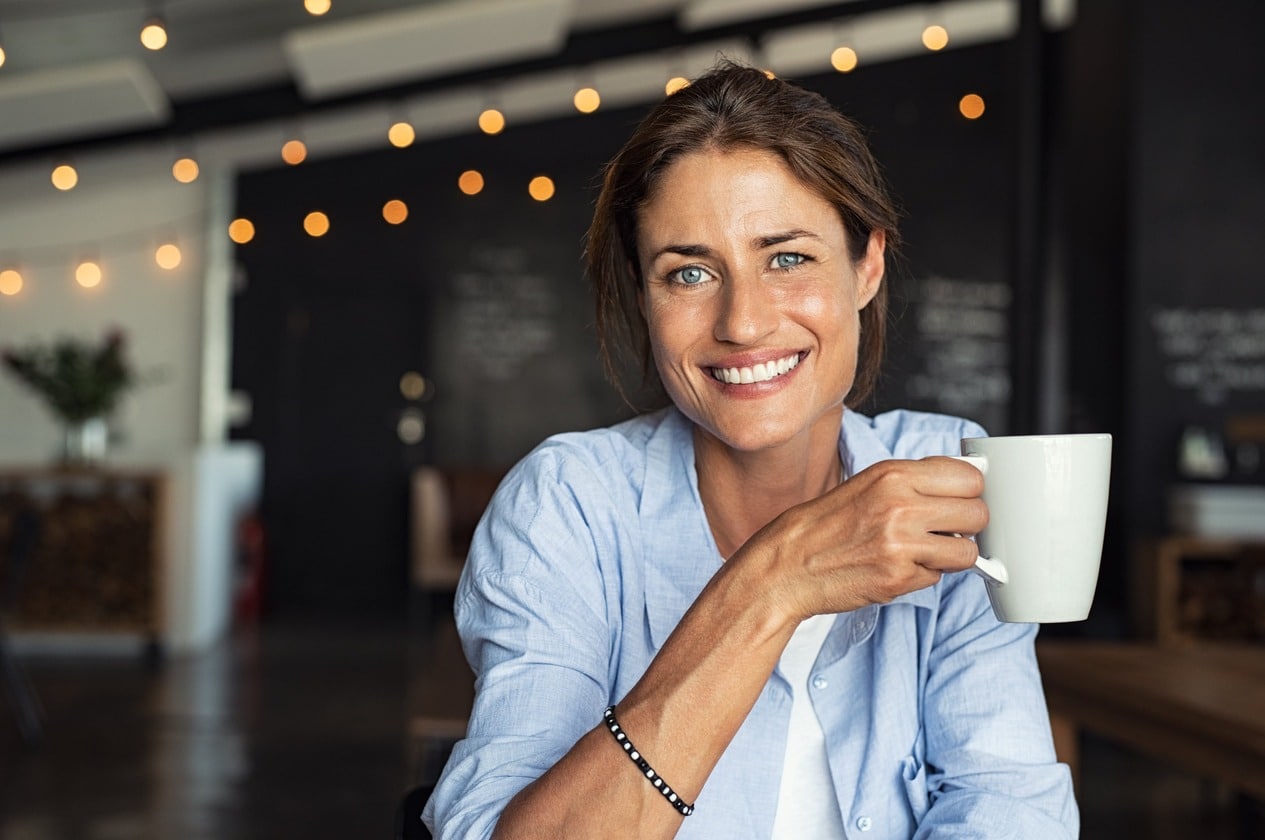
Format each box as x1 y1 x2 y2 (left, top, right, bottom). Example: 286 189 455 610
708 352 802 385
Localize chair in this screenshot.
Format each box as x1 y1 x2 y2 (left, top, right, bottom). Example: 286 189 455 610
409 466 505 628
1 506 44 744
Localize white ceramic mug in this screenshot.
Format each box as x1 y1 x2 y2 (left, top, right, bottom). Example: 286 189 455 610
953 433 1112 623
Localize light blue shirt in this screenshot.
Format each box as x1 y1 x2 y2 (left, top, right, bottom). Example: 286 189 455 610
423 407 1078 839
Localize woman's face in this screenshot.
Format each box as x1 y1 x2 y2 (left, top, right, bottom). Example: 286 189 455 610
636 146 884 455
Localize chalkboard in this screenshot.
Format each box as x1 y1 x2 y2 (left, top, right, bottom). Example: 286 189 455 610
1149 307 1265 406
882 274 1011 435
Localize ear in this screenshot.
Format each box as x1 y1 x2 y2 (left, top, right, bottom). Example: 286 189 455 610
855 230 885 310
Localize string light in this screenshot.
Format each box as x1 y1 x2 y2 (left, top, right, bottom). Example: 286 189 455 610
0 269 22 296
75 260 103 288
303 211 330 237
573 86 600 114
665 76 689 96
304 0 332 15
172 156 200 183
140 17 168 51
922 24 949 51
458 170 484 196
228 218 256 244
281 138 308 165
0 44 6 70
831 46 858 73
155 243 182 269
528 175 555 202
478 108 505 135
51 164 79 191
388 120 415 148
382 200 408 225
959 93 985 119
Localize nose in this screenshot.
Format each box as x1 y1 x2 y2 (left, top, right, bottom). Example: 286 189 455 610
714 274 777 345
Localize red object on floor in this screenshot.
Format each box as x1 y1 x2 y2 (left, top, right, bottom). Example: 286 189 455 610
235 513 267 624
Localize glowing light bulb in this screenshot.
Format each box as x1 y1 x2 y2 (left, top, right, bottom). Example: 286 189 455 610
51 164 78 191
458 170 484 196
478 108 505 135
140 18 168 50
304 0 332 15
76 261 103 288
0 45 7 69
528 175 556 202
665 77 689 96
922 24 949 51
831 46 858 73
0 269 22 296
959 93 986 120
155 243 182 270
172 157 199 183
382 200 408 225
228 218 256 244
304 211 330 237
388 121 415 148
282 139 307 165
573 87 601 114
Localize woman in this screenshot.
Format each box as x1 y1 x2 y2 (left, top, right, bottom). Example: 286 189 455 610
423 61 1076 839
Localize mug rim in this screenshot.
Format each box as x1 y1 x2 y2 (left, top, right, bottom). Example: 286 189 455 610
962 433 1112 444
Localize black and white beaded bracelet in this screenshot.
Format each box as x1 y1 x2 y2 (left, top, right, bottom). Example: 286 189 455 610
603 705 695 817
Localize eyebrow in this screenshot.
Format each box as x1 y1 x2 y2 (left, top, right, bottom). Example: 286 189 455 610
754 229 820 249
650 230 821 262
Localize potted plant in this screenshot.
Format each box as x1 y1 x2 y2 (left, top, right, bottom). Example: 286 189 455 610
2 328 143 465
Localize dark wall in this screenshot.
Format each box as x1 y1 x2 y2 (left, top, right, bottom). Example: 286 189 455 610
1124 0 1265 535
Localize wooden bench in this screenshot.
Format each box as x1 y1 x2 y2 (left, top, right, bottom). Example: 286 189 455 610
1037 641 1265 800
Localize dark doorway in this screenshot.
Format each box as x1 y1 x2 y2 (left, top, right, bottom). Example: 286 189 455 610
230 166 435 619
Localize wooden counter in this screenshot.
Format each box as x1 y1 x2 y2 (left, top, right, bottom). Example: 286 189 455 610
1037 641 1265 800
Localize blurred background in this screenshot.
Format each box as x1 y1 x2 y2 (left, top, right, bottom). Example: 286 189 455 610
0 0 1262 837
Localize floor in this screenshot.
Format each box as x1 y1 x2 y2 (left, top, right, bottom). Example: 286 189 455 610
1 612 1260 840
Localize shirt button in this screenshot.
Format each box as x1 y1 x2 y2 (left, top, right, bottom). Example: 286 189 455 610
856 816 873 831
811 674 828 690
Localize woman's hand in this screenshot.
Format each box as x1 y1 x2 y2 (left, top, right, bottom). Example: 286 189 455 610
736 456 989 623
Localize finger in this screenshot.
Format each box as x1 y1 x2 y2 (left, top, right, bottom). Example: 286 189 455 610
921 496 989 538
916 531 983 573
912 456 986 498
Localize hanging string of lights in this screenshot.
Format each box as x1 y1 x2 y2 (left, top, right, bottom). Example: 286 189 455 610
0 8 991 300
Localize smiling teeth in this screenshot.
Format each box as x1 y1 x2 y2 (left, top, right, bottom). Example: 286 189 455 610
712 353 800 384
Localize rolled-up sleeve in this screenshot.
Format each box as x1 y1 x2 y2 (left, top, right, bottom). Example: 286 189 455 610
422 450 617 839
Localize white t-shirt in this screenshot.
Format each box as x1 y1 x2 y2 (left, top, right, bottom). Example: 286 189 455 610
770 612 848 839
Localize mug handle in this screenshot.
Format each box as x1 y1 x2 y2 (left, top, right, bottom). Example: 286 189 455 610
950 454 1009 586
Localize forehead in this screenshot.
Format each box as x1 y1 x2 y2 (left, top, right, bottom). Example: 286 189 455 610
638 147 840 241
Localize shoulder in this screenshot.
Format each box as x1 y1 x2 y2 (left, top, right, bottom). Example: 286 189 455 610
504 407 677 493
847 408 988 460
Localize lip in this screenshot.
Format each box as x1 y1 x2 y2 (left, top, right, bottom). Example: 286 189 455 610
704 350 806 391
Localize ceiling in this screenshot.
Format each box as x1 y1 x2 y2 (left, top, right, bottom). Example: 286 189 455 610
0 0 1057 169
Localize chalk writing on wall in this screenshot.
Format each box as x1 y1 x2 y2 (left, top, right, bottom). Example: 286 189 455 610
1151 308 1265 405
897 275 1011 431
446 247 559 382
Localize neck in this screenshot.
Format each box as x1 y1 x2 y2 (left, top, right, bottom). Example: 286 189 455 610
694 413 844 560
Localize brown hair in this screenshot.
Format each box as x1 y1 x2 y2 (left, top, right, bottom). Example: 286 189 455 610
586 60 901 410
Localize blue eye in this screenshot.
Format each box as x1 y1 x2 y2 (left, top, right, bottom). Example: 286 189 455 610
773 252 806 269
675 266 707 285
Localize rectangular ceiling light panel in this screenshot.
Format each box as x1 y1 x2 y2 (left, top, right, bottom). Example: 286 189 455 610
285 0 573 100
0 59 170 152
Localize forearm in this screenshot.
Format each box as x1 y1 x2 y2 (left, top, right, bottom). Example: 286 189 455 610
492 556 795 840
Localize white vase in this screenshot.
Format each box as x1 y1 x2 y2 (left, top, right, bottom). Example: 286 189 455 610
62 416 109 465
